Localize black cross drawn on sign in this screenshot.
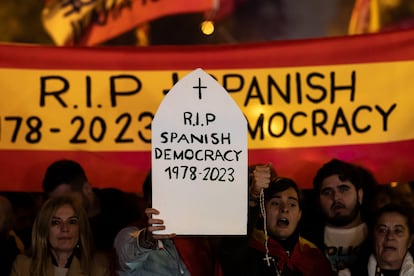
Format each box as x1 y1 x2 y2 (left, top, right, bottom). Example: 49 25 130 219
193 77 207 100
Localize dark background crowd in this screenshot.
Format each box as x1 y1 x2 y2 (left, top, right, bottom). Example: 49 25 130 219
1 158 414 275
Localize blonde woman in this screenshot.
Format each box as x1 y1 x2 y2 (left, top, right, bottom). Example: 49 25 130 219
11 194 110 276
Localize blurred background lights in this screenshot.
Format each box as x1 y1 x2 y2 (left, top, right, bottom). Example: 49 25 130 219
201 20 215 36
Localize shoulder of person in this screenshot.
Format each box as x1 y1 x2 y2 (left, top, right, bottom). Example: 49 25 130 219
298 236 321 250
10 254 32 275
13 253 31 264
401 251 414 276
297 237 335 275
8 230 25 253
299 224 325 251
91 251 112 276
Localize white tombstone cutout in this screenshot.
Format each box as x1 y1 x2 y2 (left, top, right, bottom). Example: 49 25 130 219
151 68 247 235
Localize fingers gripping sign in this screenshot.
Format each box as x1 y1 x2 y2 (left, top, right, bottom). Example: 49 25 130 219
140 208 176 249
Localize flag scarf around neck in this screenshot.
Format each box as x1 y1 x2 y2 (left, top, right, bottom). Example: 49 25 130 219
249 228 332 275
0 28 414 192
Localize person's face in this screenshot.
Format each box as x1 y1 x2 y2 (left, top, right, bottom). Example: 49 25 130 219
319 174 363 227
265 187 302 240
374 212 413 270
48 204 80 254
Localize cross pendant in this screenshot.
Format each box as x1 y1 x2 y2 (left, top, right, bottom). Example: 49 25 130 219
263 255 272 266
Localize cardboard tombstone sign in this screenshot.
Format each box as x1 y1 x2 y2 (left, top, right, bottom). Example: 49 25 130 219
151 68 248 235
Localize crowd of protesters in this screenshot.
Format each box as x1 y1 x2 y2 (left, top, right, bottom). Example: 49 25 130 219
1 158 413 276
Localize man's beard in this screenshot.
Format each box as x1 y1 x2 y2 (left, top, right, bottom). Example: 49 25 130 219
326 202 361 227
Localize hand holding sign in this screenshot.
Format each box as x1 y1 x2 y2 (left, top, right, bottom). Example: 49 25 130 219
151 68 248 235
139 208 176 249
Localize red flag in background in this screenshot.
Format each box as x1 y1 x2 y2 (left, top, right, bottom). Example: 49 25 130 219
42 0 216 46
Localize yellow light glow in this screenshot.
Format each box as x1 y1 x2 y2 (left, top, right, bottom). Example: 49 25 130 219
380 0 401 9
201 20 214 36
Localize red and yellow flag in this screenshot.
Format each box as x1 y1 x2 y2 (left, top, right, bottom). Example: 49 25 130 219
42 0 215 46
1 29 414 192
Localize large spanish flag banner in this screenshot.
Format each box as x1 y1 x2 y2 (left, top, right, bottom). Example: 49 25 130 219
1 29 414 192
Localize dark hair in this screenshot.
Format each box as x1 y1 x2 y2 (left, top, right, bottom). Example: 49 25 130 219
264 177 303 210
313 159 376 192
372 203 414 235
42 159 88 194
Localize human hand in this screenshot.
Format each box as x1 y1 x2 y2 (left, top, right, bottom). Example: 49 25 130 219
144 208 176 240
249 163 273 200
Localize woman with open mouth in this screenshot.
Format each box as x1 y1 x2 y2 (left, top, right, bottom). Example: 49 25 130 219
228 164 335 276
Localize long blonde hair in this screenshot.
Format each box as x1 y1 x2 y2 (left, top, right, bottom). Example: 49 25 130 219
29 194 94 275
